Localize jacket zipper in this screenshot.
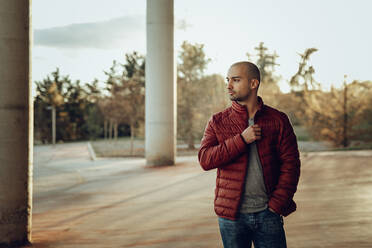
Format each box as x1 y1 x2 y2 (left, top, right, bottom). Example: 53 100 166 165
254 108 271 196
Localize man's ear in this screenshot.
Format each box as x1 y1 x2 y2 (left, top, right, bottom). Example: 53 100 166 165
251 79 259 89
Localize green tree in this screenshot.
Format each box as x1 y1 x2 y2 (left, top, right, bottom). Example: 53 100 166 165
83 78 104 140
100 60 119 140
34 68 104 143
63 78 88 140
195 73 228 138
177 41 211 149
117 52 145 154
101 52 145 155
34 68 66 143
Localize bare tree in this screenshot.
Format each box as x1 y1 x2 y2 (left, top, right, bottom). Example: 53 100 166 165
290 48 319 92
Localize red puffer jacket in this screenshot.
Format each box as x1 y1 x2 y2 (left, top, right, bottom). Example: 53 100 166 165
198 96 301 220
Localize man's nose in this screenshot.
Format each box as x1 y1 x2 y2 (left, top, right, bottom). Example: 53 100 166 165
226 80 233 89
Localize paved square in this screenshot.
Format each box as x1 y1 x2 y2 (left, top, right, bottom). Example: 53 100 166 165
29 143 372 247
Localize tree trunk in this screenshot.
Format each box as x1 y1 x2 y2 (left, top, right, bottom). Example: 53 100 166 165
109 119 113 140
342 78 349 147
52 105 56 145
104 119 108 140
114 121 118 140
130 123 134 156
187 133 195 149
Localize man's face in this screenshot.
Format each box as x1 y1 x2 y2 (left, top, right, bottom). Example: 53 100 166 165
226 65 253 102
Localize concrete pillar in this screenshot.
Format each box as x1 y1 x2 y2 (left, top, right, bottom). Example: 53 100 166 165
0 0 33 246
146 0 176 166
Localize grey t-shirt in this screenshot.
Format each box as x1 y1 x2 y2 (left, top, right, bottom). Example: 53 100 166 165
239 118 269 213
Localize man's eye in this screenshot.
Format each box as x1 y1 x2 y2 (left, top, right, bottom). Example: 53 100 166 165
234 79 240 82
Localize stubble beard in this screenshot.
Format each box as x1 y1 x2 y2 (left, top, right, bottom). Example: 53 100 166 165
229 91 251 102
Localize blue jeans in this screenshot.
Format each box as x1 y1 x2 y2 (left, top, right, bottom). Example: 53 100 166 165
218 208 287 248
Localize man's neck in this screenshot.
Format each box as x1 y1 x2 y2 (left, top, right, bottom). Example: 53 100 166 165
238 95 259 119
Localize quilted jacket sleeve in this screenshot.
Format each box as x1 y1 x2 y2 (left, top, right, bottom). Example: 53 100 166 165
268 113 301 214
198 117 247 171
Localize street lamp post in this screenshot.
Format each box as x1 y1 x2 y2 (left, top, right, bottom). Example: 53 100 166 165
46 105 56 146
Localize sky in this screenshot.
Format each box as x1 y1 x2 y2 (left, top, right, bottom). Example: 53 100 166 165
32 0 372 94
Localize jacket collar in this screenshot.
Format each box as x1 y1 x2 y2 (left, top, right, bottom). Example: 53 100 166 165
231 96 264 116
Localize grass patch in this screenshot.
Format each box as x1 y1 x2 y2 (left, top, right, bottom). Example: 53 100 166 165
91 135 372 158
91 138 199 158
293 126 311 141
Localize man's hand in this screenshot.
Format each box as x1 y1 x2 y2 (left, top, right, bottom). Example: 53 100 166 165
241 124 261 144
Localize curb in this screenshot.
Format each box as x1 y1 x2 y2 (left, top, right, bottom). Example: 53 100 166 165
87 142 97 161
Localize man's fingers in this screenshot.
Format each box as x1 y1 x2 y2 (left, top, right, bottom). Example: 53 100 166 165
246 125 262 141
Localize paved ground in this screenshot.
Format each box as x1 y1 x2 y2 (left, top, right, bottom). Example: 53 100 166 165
27 142 372 247
91 138 331 157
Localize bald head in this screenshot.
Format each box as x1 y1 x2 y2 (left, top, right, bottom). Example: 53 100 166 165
230 61 261 83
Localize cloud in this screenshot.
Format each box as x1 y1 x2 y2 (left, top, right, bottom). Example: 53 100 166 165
176 19 193 31
34 15 145 49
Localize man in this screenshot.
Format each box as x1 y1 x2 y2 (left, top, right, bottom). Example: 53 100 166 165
198 61 301 248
